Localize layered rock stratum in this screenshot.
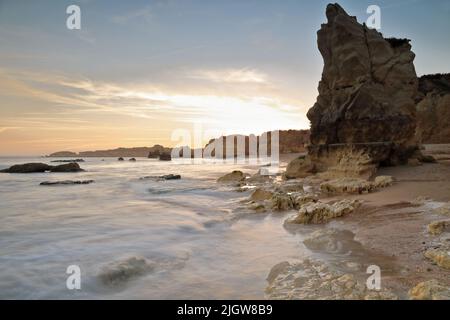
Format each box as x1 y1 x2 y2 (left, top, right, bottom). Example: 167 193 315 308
304 3 420 178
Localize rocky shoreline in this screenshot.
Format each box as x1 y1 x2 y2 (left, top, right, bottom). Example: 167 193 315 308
215 144 450 299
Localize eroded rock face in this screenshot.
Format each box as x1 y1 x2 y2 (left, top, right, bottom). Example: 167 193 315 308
304 4 419 178
286 199 361 224
416 74 450 144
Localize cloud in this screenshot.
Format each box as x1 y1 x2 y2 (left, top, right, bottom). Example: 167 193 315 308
0 127 21 133
0 68 308 141
190 68 269 84
111 6 153 24
75 29 96 45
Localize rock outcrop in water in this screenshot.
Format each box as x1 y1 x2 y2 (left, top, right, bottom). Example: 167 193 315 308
217 170 246 183
416 74 450 144
0 162 84 173
140 174 181 181
40 180 94 186
50 159 84 163
98 256 155 287
292 3 420 179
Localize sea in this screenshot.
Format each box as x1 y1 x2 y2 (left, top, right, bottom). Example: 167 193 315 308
0 157 308 299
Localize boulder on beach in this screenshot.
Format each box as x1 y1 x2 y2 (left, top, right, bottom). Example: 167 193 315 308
129 158 136 161
270 191 317 211
217 170 246 183
246 170 272 184
286 199 361 224
250 188 273 201
118 157 124 161
40 180 94 186
271 192 295 211
0 162 84 173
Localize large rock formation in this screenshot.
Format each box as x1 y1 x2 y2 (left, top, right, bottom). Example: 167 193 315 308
416 74 450 144
303 3 420 178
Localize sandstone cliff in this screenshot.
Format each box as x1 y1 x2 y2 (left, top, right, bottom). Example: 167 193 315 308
294 3 420 178
416 73 450 144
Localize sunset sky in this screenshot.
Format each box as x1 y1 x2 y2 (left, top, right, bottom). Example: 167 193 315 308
1 0 449 155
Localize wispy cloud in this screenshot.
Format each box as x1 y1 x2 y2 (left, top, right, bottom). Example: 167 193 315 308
190 68 269 84
0 68 307 149
0 126 21 133
111 5 153 24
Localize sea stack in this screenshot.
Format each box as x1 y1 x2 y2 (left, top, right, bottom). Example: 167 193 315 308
303 3 420 178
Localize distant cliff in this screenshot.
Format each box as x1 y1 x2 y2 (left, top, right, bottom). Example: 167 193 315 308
48 145 170 158
203 130 310 157
47 130 310 158
47 151 78 157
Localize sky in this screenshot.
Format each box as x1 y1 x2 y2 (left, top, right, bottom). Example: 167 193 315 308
0 0 449 156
